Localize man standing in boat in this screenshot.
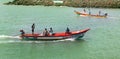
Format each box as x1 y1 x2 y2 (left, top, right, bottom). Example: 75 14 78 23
31 23 35 34
99 11 101 15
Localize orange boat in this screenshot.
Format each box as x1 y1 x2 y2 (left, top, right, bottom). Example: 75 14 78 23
74 10 107 18
20 28 90 41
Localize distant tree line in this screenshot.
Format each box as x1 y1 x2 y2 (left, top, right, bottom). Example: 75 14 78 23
63 0 120 8
5 0 120 8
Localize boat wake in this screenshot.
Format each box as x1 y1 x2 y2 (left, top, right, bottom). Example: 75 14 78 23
0 35 21 39
0 40 44 44
0 39 75 44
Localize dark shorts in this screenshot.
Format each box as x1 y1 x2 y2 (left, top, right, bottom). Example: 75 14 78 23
32 29 34 32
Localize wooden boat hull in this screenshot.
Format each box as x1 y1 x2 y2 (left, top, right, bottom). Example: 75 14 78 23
20 28 90 41
22 34 84 41
74 10 107 18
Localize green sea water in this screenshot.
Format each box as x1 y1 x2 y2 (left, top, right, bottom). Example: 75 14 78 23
0 0 120 59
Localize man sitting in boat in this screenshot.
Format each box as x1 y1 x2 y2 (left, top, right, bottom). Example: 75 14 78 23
49 27 54 35
20 30 25 38
89 11 91 15
65 27 71 34
104 13 108 16
43 28 49 36
83 9 86 13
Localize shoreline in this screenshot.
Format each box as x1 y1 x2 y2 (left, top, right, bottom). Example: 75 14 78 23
3 4 120 9
4 0 120 8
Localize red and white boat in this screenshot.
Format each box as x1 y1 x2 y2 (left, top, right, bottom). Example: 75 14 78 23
20 28 90 41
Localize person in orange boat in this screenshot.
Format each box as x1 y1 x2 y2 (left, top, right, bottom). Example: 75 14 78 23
104 13 108 16
66 27 71 34
31 23 35 34
83 9 86 13
20 30 25 38
49 27 54 35
99 11 101 15
43 28 49 36
89 11 91 15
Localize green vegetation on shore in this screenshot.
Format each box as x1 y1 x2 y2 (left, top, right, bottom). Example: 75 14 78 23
5 0 120 8
5 0 54 6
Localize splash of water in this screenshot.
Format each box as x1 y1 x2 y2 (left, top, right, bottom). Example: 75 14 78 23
57 38 75 42
0 35 20 39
